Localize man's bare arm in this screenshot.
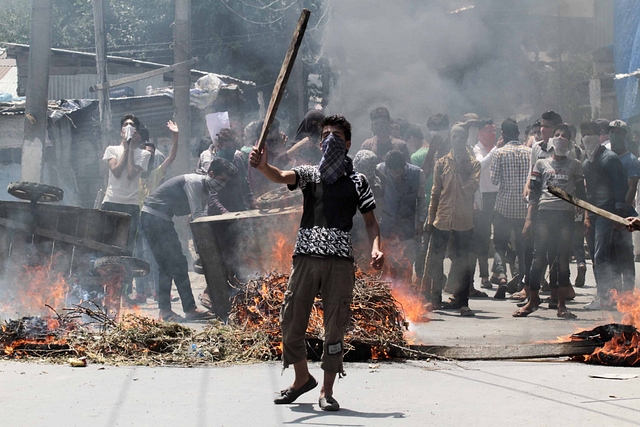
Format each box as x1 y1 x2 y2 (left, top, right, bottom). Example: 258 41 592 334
362 210 384 270
159 120 179 172
625 176 639 207
249 146 296 185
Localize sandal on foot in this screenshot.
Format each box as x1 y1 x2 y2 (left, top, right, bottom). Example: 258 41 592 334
319 395 340 411
184 309 216 321
469 289 488 298
439 299 461 309
557 310 577 319
512 306 538 317
460 307 475 317
274 375 318 404
160 311 185 323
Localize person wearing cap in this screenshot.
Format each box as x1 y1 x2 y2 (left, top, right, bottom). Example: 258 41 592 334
608 120 639 292
581 121 628 309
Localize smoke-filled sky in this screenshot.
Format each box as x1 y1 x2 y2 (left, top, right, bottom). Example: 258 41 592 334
323 0 535 145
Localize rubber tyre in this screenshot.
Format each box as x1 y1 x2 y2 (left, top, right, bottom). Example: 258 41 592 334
93 256 150 278
256 186 302 209
7 181 64 203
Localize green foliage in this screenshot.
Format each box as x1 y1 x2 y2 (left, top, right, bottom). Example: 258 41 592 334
0 0 31 44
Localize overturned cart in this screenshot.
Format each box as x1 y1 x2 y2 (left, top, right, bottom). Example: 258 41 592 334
0 182 148 318
190 203 302 318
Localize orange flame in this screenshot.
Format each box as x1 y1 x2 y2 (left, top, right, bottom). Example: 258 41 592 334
1 262 69 317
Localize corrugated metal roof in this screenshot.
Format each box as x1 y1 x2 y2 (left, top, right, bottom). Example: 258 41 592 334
48 73 165 100
0 56 17 96
2 43 255 87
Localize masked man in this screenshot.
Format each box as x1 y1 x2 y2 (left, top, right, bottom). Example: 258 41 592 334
514 124 587 319
250 115 384 412
608 120 639 292
581 121 628 309
141 157 237 322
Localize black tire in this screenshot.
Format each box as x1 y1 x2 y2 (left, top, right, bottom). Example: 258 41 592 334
256 186 302 209
93 256 150 278
7 181 64 203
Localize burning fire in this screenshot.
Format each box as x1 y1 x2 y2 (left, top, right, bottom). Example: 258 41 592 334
1 259 69 318
571 290 640 366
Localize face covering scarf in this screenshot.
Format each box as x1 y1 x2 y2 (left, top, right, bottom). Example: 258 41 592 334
582 135 601 161
467 126 479 147
319 134 353 184
552 137 572 157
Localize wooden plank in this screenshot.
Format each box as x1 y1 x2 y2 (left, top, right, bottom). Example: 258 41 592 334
0 217 128 256
88 57 198 92
190 220 231 318
407 341 599 361
256 9 311 152
547 185 634 228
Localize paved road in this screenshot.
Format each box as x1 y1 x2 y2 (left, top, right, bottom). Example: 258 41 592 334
1 359 639 426
2 261 639 426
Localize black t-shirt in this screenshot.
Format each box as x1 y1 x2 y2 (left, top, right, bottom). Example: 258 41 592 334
288 165 376 260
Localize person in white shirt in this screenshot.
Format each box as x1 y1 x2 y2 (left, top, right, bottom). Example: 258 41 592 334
469 118 500 293
101 113 151 254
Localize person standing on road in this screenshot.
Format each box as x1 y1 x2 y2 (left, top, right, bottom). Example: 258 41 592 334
490 119 530 299
250 115 384 412
514 124 587 319
141 157 237 322
423 123 481 316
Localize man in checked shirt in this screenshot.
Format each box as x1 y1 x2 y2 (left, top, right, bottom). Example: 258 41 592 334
490 119 531 299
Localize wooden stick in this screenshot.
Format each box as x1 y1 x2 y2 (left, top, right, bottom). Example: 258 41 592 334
407 340 599 361
89 57 199 92
255 9 311 154
547 185 637 229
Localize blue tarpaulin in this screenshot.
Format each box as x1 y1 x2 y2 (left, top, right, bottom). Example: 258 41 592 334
614 0 640 121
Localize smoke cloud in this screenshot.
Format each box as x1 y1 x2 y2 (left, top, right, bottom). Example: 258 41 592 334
323 0 535 144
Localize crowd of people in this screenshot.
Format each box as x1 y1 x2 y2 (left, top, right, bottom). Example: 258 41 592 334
100 107 640 410
102 107 640 323
348 106 640 319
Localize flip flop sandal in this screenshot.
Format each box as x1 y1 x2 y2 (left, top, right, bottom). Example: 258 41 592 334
469 289 489 298
439 299 461 309
274 375 318 404
557 310 577 319
185 310 216 321
161 311 185 323
512 306 538 317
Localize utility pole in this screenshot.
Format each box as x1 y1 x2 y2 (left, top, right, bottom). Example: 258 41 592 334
173 0 193 263
93 0 112 152
21 0 53 183
173 0 192 174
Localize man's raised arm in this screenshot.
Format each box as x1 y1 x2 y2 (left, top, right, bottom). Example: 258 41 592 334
249 146 297 185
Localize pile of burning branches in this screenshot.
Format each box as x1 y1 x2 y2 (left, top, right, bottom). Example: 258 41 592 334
228 268 409 358
0 305 277 366
0 269 409 365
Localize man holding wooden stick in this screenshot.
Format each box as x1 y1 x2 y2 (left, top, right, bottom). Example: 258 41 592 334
250 115 384 411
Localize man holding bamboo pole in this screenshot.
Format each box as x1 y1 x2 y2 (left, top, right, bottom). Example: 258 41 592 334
250 115 384 411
